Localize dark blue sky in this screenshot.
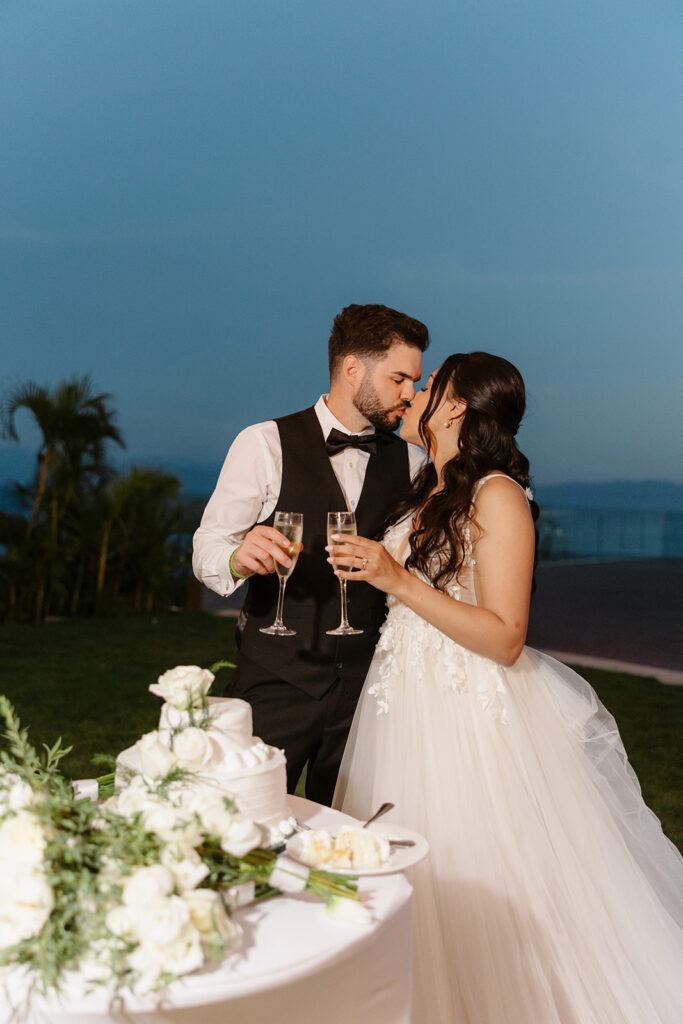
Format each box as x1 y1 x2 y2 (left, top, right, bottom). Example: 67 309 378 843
1 0 682 486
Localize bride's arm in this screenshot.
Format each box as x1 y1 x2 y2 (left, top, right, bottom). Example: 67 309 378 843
328 477 535 666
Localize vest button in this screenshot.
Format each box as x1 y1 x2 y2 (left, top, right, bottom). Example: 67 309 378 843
336 661 343 671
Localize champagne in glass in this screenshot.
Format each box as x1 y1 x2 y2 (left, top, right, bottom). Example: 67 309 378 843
326 511 363 636
259 512 303 636
274 519 304 579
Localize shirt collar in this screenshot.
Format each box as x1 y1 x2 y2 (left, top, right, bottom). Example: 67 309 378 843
314 395 376 439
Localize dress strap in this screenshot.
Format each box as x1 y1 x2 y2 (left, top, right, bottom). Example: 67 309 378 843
472 472 518 499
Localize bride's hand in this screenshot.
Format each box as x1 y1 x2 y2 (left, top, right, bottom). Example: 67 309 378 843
326 534 407 594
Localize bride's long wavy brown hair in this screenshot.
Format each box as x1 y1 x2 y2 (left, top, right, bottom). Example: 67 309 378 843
384 352 540 591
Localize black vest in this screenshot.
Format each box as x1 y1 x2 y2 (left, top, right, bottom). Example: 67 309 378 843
236 407 412 698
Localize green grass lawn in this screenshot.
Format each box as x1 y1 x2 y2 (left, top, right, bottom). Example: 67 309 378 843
1 614 680 850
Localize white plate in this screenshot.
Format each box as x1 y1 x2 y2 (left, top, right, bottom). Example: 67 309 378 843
285 823 429 876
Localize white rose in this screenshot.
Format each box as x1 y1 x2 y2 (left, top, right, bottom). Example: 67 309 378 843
325 895 373 926
115 775 159 817
173 727 216 772
128 923 204 990
79 941 113 983
171 816 205 850
106 904 136 938
176 788 236 838
117 778 205 847
0 773 34 815
139 801 203 848
134 732 178 780
182 889 242 954
0 866 54 946
0 811 48 867
139 802 185 843
122 865 174 908
220 817 262 858
149 666 214 710
153 806 206 847
133 894 191 946
160 847 209 893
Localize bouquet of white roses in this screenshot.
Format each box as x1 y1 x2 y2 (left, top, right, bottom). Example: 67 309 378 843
0 667 363 1016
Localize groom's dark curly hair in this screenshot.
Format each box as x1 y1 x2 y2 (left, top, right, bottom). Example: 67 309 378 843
328 304 429 378
385 352 540 591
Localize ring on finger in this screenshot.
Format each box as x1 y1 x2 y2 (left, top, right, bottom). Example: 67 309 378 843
362 557 368 570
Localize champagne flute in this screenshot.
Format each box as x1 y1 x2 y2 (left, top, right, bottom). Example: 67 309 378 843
326 511 363 636
259 512 303 636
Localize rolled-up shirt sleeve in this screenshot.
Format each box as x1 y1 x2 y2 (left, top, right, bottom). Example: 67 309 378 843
192 422 280 597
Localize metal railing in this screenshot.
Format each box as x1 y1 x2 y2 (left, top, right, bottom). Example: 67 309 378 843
538 508 683 561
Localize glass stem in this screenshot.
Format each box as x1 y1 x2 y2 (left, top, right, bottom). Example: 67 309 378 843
339 578 349 628
274 578 287 627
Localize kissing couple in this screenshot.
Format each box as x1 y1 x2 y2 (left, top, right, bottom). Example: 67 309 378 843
194 303 682 1023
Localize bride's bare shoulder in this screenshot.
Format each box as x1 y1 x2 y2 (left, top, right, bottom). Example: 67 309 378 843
473 475 532 528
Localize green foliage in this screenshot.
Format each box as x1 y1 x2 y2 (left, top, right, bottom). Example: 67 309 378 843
209 659 237 673
0 691 361 1005
0 695 72 789
0 374 196 621
0 699 164 994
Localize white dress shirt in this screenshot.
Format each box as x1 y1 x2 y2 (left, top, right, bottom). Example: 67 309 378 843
192 395 427 597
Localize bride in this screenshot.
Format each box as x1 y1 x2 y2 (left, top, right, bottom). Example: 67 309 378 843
329 352 683 1024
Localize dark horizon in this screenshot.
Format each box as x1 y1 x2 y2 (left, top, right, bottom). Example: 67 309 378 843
2 443 683 514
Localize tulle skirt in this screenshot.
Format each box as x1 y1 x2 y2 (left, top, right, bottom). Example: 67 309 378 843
334 637 683 1024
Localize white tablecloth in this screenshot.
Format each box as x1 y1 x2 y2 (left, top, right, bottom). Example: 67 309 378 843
4 797 414 1024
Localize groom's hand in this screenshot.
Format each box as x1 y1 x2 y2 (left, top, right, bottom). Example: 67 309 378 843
231 526 301 578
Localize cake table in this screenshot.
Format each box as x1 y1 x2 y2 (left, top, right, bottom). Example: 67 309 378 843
3 797 414 1024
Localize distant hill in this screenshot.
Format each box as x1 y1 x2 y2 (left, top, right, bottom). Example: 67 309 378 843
148 459 223 498
535 480 683 512
2 443 682 514
169 470 683 512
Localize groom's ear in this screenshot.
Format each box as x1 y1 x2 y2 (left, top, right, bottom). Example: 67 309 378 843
342 354 365 386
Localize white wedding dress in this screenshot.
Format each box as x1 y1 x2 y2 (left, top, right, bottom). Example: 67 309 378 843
334 475 683 1024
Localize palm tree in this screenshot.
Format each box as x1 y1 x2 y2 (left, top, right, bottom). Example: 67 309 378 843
1 374 125 536
1 374 125 620
110 468 182 612
94 469 164 607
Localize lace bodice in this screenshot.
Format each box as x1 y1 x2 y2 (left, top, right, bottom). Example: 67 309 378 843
367 474 520 721
382 471 518 606
381 513 475 607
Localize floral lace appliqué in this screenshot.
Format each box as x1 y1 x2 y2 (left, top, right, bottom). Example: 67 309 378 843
475 664 509 725
368 600 509 725
369 513 509 723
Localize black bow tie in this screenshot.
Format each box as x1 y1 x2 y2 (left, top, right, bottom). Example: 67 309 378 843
325 427 380 456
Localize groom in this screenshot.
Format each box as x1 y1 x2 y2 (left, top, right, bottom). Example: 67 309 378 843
192 304 428 804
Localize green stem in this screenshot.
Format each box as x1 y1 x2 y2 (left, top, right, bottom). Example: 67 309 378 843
94 772 116 799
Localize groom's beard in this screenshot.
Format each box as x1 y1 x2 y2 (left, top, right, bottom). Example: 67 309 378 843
353 378 406 433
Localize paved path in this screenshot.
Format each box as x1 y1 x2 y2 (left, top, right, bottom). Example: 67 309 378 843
527 559 683 680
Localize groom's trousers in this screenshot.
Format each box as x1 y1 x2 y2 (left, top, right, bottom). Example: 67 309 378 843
226 653 362 807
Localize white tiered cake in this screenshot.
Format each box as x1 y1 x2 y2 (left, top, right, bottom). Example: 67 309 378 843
116 674 288 843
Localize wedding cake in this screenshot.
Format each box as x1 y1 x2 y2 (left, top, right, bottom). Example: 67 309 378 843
116 666 288 842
